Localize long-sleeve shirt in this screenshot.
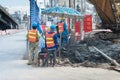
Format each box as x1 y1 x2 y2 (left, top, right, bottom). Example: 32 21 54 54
61 22 68 43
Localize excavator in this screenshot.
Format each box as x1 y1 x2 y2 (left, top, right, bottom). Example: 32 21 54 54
88 0 120 40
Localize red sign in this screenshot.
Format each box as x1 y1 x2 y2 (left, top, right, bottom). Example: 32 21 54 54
84 15 92 32
41 25 46 31
74 19 81 41
75 20 81 34
57 22 64 33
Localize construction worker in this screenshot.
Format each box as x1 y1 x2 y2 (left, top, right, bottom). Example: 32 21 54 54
61 19 69 47
27 22 40 66
44 25 59 67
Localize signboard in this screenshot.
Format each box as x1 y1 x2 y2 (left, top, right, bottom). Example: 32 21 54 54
57 22 64 33
84 15 92 32
75 20 81 34
74 19 81 41
41 25 46 31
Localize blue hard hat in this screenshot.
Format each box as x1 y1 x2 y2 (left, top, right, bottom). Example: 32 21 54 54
50 25 56 29
32 22 37 27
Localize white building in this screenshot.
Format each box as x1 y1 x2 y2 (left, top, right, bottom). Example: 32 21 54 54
37 0 45 8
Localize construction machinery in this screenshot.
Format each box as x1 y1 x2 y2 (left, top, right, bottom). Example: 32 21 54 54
88 0 120 40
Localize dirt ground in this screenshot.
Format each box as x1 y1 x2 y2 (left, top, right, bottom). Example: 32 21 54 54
1 60 120 80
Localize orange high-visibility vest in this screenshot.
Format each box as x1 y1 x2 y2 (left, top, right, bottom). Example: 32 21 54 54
46 32 55 48
57 22 64 33
28 30 38 42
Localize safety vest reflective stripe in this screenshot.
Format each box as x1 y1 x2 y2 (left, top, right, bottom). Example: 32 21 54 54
28 32 36 35
46 38 53 40
28 36 36 38
46 41 54 44
28 30 37 42
46 32 55 48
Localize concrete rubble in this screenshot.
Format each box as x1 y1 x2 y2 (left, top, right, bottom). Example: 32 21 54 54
61 36 120 68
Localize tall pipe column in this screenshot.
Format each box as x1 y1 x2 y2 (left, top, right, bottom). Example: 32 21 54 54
80 0 85 40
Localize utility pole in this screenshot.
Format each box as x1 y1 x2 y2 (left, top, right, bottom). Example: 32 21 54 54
29 0 32 30
69 0 71 30
44 0 46 8
69 0 71 8
80 0 86 40
50 0 53 7
73 0 76 9
23 0 31 60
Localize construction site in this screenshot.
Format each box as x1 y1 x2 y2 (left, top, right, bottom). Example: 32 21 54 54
0 0 120 80
52 0 120 72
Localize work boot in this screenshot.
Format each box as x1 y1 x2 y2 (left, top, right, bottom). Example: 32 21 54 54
52 63 58 67
36 63 40 67
31 62 39 67
27 62 33 65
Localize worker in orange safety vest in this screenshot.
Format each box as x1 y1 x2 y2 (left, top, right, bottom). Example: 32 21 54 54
27 22 40 66
44 25 59 67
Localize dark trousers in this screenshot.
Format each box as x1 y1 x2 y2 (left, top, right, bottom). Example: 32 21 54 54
43 49 56 67
38 53 46 66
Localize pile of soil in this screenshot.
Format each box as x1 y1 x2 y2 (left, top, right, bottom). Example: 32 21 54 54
62 37 120 67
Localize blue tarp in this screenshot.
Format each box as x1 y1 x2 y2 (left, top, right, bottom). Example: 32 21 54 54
30 0 43 33
42 6 83 17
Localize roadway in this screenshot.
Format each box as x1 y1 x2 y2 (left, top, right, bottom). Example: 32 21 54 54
0 31 119 80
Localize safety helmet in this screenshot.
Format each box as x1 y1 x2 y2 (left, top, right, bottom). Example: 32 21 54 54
32 22 37 27
50 25 56 29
